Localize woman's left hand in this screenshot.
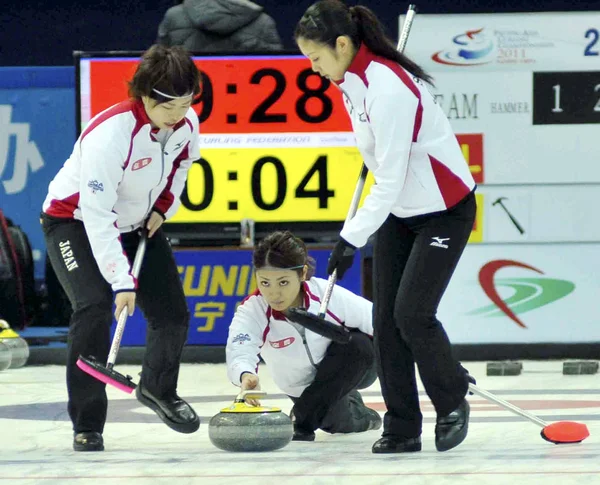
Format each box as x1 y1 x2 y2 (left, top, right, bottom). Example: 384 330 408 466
146 211 165 238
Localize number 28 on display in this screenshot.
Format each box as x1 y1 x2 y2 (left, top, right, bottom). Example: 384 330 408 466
187 58 351 133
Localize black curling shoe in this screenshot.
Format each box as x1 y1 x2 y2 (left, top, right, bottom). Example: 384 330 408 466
435 399 470 452
372 435 422 454
292 425 316 441
73 431 104 452
136 382 200 434
366 408 383 431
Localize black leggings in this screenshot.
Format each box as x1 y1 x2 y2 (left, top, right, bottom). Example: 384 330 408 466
41 214 189 434
372 191 476 439
291 330 377 433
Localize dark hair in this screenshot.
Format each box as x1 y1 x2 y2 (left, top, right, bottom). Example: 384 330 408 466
128 44 201 104
294 0 433 85
253 231 316 279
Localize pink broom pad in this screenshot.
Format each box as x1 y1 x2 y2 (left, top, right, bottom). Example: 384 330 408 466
76 358 136 394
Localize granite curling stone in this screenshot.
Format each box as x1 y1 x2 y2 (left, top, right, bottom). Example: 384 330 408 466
0 341 11 371
209 398 293 452
0 320 30 369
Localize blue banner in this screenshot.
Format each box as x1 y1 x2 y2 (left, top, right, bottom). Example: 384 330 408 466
0 67 76 279
118 247 363 346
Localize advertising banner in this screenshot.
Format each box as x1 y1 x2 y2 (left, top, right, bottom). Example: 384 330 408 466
118 247 362 346
0 67 76 279
438 243 600 344
398 12 599 72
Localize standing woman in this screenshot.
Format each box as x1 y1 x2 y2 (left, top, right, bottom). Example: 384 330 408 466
295 1 477 453
41 45 201 451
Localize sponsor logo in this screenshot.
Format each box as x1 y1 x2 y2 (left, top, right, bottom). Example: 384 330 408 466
87 180 104 194
432 28 495 66
269 337 296 349
58 240 79 272
132 157 152 171
433 28 556 67
430 237 450 249
173 140 186 150
468 260 575 328
232 333 251 344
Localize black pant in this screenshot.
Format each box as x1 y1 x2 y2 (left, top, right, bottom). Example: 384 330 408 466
372 191 476 439
291 330 376 433
41 214 190 434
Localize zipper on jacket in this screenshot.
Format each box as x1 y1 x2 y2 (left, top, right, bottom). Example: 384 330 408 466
336 84 355 114
301 335 317 368
286 316 317 368
145 139 167 217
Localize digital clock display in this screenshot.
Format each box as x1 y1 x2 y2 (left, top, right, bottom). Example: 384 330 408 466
77 53 482 224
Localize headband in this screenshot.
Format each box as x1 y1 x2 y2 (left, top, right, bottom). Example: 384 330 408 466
152 88 193 100
255 265 306 271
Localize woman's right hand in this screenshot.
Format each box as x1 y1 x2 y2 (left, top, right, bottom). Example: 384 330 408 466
241 373 261 406
114 291 136 321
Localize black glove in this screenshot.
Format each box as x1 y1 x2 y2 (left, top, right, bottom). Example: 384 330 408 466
327 238 357 280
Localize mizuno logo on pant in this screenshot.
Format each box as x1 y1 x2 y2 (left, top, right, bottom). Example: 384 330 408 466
430 237 450 249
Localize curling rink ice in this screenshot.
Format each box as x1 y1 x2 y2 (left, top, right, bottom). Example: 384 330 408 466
1 360 600 485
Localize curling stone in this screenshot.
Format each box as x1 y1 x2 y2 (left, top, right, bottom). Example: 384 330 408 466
0 341 11 371
0 320 30 369
486 361 522 376
209 391 293 452
563 360 599 375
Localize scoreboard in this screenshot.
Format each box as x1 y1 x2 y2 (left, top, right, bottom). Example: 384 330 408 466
75 52 482 242
77 54 364 231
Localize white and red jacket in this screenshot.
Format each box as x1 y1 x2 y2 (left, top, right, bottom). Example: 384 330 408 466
226 277 373 397
42 99 200 292
337 44 476 248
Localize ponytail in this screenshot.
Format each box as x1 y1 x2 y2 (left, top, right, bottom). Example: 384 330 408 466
350 6 433 85
295 0 433 85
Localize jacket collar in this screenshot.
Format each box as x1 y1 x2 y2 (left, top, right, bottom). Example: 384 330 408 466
266 282 312 321
131 98 187 135
336 43 375 86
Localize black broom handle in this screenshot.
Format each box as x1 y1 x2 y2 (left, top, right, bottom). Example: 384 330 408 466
107 229 148 369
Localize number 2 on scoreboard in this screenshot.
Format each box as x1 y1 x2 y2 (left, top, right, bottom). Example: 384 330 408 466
584 28 599 56
552 83 600 113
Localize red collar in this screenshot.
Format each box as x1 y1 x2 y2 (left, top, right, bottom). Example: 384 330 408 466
268 307 287 321
335 43 375 86
131 98 187 135
131 98 152 125
267 282 312 321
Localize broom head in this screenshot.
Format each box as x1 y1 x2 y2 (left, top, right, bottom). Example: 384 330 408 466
284 308 351 344
77 355 137 394
541 421 590 444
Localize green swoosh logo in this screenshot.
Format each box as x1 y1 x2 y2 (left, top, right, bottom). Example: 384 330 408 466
468 277 575 317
